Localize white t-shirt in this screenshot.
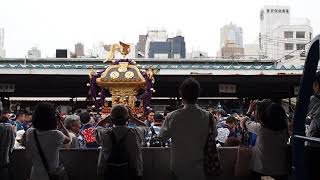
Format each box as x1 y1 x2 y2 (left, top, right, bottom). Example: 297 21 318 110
26 128 65 180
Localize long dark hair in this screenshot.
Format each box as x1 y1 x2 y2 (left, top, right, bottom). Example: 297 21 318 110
261 103 287 131
32 103 57 131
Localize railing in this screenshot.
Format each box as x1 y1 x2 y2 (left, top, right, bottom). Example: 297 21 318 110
292 34 320 180
0 57 277 63
294 135 320 144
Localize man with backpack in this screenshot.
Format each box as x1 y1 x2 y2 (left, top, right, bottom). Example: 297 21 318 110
94 105 148 180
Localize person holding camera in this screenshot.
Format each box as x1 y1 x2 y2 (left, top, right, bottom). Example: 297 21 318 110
240 100 289 180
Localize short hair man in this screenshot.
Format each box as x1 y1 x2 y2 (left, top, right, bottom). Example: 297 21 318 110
64 115 85 148
144 110 155 127
159 77 217 180
15 111 26 131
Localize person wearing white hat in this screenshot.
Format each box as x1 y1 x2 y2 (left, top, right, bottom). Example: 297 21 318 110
14 130 26 149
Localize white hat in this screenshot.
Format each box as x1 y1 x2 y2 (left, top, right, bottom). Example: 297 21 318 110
16 130 25 140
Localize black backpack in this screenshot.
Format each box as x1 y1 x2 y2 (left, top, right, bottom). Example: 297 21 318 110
105 129 137 180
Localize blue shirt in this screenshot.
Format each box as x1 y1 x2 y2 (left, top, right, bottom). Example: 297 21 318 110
15 121 24 131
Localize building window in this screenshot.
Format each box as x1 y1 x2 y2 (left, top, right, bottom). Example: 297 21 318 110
296 44 305 50
285 43 294 50
296 31 305 38
271 9 274 13
286 9 289 13
274 9 277 13
267 9 270 13
282 9 285 13
284 31 293 38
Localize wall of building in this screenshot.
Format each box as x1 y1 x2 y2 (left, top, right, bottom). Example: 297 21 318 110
220 23 243 48
169 36 186 58
138 35 147 57
244 44 260 60
259 5 312 61
75 43 85 57
262 24 312 60
221 42 244 58
0 28 5 58
0 49 5 58
145 30 186 58
27 47 41 59
0 28 3 49
148 41 171 58
260 5 290 35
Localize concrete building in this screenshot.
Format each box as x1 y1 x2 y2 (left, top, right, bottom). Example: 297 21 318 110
0 28 3 49
56 49 70 58
137 35 147 57
144 30 186 58
144 30 167 58
90 42 106 58
0 49 5 58
0 28 5 58
220 23 243 48
27 47 41 58
259 5 313 61
75 43 84 57
244 44 261 60
221 41 244 58
187 51 208 58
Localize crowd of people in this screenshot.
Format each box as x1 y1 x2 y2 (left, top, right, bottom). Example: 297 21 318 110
1 74 320 180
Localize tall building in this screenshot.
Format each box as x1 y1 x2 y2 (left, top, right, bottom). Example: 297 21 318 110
27 47 41 58
220 23 243 48
75 43 84 57
56 49 70 58
144 30 186 58
0 49 5 58
145 30 168 58
137 35 147 57
259 5 313 61
168 36 186 58
0 28 5 58
0 28 3 49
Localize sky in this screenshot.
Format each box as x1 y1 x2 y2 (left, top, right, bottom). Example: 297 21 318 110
0 0 319 58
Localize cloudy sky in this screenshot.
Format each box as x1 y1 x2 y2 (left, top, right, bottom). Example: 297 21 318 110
0 0 319 58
